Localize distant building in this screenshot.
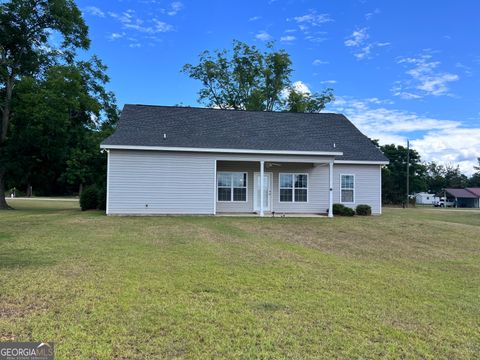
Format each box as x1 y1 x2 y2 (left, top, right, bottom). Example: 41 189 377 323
415 192 438 205
444 188 480 208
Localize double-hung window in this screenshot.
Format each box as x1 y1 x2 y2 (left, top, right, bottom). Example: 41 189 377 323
279 173 308 202
217 172 247 202
341 174 355 203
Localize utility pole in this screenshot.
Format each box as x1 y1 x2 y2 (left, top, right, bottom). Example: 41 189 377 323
406 139 410 208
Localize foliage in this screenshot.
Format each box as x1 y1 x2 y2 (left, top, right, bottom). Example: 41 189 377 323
283 87 335 113
0 0 90 208
3 59 117 196
97 183 107 211
332 203 355 216
469 158 480 187
182 40 334 112
380 144 427 204
355 204 372 216
79 186 98 210
425 162 469 194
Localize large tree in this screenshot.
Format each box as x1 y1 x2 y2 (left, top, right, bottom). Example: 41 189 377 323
5 57 118 197
0 0 89 209
182 40 334 112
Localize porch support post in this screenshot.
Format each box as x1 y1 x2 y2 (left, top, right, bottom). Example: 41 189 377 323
260 160 265 217
328 160 334 218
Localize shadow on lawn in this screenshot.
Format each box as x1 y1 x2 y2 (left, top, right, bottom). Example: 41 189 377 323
0 248 56 269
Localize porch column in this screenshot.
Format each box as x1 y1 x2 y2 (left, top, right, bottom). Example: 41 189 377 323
260 160 265 217
328 160 334 218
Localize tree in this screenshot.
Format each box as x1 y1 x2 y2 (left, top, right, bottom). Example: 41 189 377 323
182 40 334 112
380 144 427 204
283 86 334 113
425 162 469 193
4 57 118 197
0 0 89 209
469 158 480 187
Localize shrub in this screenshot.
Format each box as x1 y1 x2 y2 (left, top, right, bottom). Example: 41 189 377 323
97 184 107 211
356 204 372 216
80 186 98 211
332 203 355 216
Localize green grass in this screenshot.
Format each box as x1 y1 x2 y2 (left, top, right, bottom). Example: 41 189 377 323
1 200 479 359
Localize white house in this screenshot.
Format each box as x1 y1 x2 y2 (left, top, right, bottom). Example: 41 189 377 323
415 192 438 205
101 105 389 216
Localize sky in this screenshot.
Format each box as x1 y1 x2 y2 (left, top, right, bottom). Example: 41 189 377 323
78 0 480 174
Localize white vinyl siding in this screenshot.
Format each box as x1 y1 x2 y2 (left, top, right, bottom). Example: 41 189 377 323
107 150 215 215
106 150 382 215
334 165 382 214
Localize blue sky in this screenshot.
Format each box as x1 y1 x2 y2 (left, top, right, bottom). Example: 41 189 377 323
79 0 480 174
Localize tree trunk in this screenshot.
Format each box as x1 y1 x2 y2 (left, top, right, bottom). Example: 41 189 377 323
78 183 83 197
0 167 11 210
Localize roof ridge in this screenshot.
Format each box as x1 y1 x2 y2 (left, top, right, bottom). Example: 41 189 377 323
124 103 343 117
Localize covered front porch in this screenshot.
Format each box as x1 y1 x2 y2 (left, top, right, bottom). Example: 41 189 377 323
214 159 334 217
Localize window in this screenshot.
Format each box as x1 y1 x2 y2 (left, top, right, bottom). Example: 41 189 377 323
217 172 247 202
279 173 308 202
341 174 355 203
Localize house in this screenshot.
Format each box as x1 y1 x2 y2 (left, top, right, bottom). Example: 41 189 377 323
100 105 389 216
415 192 438 205
444 188 480 208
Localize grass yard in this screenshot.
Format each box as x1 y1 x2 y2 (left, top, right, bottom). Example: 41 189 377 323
1 201 479 359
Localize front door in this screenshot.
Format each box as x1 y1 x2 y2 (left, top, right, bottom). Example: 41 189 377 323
254 172 272 212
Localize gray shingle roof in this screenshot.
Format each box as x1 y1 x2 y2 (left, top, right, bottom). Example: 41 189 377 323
102 105 388 162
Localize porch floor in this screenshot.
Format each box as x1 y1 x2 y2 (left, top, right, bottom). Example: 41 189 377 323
216 212 327 218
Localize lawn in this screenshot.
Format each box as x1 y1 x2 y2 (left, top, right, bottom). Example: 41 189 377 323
1 200 479 359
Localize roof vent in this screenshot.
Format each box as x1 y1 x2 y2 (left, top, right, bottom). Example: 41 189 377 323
333 142 336 148
163 133 167 140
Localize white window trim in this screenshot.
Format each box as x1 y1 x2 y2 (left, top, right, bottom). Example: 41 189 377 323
278 173 309 203
340 174 355 204
217 171 248 202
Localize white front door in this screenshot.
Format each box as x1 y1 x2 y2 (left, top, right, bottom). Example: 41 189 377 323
254 172 272 212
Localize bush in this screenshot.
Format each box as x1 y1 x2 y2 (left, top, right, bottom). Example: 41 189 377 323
332 203 355 216
80 186 98 211
97 184 107 211
356 204 372 216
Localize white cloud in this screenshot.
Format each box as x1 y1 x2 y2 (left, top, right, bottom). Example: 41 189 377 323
312 59 328 65
108 32 126 41
281 80 311 99
255 31 272 41
280 35 296 42
293 11 333 26
328 97 480 175
344 28 390 60
248 16 261 22
84 6 105 17
320 80 337 84
345 28 368 47
365 8 380 20
109 10 174 34
167 1 183 16
393 54 459 98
